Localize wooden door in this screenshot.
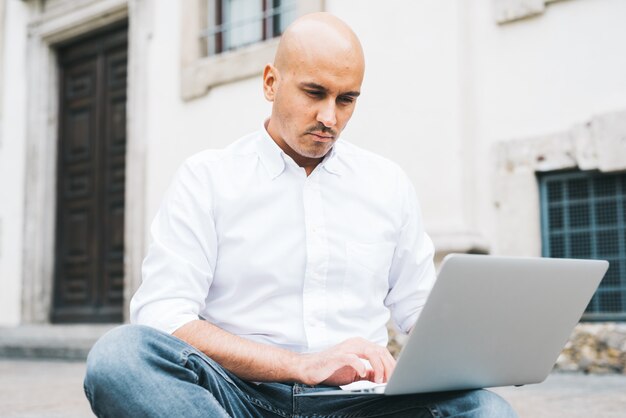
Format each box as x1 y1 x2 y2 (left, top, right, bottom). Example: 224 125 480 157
53 24 127 323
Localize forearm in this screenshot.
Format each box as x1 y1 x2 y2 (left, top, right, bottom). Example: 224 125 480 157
172 319 300 382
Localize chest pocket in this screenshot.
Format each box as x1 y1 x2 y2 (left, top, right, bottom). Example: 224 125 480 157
342 241 396 310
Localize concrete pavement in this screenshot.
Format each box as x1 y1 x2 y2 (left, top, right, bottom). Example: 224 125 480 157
1 358 625 417
0 359 92 418
492 373 626 417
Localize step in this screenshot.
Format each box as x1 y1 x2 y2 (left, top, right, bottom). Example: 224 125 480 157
0 324 118 360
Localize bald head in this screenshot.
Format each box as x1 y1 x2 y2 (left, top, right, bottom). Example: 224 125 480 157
262 13 365 174
274 12 364 76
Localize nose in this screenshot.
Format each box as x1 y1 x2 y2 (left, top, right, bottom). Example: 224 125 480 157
316 99 337 128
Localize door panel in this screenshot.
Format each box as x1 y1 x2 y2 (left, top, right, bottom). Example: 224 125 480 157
53 24 127 323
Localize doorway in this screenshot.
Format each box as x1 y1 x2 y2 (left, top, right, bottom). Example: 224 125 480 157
52 24 127 323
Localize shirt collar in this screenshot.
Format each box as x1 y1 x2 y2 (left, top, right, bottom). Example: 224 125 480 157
320 144 342 176
257 124 286 179
257 120 344 178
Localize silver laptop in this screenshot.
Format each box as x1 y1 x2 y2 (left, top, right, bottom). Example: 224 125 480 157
298 254 608 397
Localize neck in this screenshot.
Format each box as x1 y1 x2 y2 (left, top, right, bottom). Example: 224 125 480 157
265 120 324 176
283 146 322 177
301 162 319 176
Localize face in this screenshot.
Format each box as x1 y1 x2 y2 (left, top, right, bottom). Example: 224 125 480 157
263 51 364 166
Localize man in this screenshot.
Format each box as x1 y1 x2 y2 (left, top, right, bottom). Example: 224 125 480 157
84 12 517 417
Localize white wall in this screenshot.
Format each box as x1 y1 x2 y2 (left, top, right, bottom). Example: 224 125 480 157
328 0 626 256
327 0 471 239
143 0 272 240
142 1 467 230
0 0 29 326
144 0 477 253
144 0 626 258
1 0 625 323
469 0 626 254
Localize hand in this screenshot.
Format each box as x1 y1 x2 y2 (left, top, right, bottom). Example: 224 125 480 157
295 337 396 386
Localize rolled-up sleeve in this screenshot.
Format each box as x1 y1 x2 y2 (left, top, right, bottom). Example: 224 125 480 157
384 171 436 334
130 157 217 334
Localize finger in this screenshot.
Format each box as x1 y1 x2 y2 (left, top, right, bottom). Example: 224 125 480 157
341 354 367 379
361 350 385 384
380 349 396 382
374 347 395 382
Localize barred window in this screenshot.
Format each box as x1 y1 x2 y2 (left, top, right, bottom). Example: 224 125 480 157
539 170 626 321
181 0 321 99
202 0 297 56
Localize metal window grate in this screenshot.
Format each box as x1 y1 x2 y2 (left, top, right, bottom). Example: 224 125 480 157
539 170 626 321
201 0 297 56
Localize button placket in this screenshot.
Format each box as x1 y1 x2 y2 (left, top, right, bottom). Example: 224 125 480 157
301 176 329 350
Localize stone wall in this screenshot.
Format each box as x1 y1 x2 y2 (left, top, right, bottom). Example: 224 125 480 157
387 323 626 374
556 323 626 374
387 326 407 359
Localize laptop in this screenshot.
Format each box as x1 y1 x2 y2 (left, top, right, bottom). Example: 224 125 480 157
297 253 608 397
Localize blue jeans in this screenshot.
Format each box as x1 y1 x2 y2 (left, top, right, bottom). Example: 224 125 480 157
84 325 517 417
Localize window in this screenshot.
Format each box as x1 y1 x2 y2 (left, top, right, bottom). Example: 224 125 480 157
202 0 297 56
494 0 565 24
180 0 322 100
539 170 626 321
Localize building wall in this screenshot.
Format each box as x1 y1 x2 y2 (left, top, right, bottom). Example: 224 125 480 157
141 0 272 249
469 0 626 256
1 0 625 324
0 0 29 326
329 0 474 251
328 0 626 257
150 0 626 258
145 0 479 256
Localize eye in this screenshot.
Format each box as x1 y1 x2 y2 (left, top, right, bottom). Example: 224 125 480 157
338 96 355 105
305 90 324 98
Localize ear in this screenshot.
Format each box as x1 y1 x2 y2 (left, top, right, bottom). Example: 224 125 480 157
263 64 278 102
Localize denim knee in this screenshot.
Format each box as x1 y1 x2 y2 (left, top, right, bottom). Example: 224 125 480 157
83 325 238 418
472 390 518 417
84 325 157 398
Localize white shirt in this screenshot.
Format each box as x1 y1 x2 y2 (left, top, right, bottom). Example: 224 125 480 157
130 127 436 353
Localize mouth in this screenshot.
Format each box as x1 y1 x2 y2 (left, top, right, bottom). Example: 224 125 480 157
307 132 335 143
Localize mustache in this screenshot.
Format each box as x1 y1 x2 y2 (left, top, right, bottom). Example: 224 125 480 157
305 123 337 137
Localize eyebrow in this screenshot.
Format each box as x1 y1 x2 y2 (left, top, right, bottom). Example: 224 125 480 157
299 82 361 98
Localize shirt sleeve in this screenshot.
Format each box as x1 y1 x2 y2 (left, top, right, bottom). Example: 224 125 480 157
384 169 436 334
130 157 217 334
